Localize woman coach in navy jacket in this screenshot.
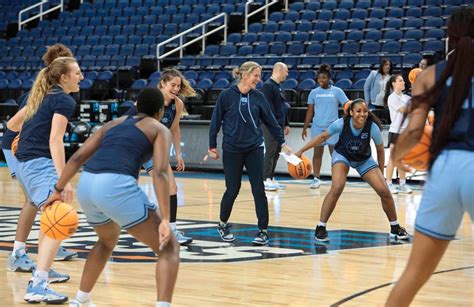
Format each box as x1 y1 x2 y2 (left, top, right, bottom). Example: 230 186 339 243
208 61 291 246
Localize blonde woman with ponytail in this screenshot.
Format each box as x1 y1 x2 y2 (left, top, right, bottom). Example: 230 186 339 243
208 61 291 245
4 45 78 278
124 68 197 245
8 56 83 304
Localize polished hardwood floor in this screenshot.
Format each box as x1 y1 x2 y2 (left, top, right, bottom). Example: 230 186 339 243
0 167 472 306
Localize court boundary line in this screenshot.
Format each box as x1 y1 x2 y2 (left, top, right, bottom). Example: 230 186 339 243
330 265 474 306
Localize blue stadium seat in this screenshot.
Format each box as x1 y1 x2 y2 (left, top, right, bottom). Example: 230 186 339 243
280 21 296 32
387 8 404 18
424 6 443 17
237 45 253 56
425 17 444 28
336 70 353 80
404 29 424 40
263 21 279 33
248 23 262 33
331 20 348 31
318 9 333 21
385 18 403 29
338 0 354 9
254 44 269 55
86 36 99 46
270 43 286 55
285 11 300 21
367 19 384 30
404 18 423 28
306 2 321 10
301 10 316 21
360 41 381 53
423 40 444 52
269 12 284 22
212 78 229 89
370 8 386 19
328 30 345 41
313 20 330 32
403 53 422 65
346 30 364 41
276 31 292 42
365 30 382 41
322 0 338 10
383 29 403 40
352 78 366 89
335 78 352 90
293 32 309 42
406 7 422 18
352 8 368 19
298 78 317 105
402 40 422 53
381 41 401 53
334 9 351 20
297 20 313 32
323 42 341 54
342 41 360 53
287 42 305 55
349 19 366 30
99 35 113 45
425 28 445 39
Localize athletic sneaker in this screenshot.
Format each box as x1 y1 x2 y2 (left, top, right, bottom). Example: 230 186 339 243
217 223 235 242
388 183 399 194
252 231 269 245
174 230 193 246
31 268 70 283
315 225 329 242
390 225 410 240
24 279 68 304
398 184 413 194
310 178 321 189
8 250 35 272
69 299 97 306
55 246 78 261
272 179 286 190
264 178 278 191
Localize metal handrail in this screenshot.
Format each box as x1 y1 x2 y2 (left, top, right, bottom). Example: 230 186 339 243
244 0 282 33
18 0 64 31
156 13 227 71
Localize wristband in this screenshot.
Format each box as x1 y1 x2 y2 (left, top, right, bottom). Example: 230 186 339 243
53 184 64 193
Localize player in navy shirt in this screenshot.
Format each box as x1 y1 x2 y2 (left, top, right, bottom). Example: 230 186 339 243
387 7 474 306
46 88 179 306
7 57 83 304
124 69 196 245
297 99 409 242
4 45 78 277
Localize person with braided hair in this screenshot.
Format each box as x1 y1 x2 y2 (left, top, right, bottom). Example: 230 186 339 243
386 7 474 306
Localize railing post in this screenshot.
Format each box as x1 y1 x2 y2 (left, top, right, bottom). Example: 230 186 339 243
223 14 227 44
40 2 43 21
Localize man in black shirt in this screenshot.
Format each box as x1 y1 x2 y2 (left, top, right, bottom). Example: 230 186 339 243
261 62 290 191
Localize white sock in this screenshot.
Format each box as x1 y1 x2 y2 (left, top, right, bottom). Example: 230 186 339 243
76 290 91 303
33 270 48 286
170 222 176 231
156 302 171 307
386 180 392 185
318 222 327 227
389 221 399 226
13 241 26 254
400 179 406 186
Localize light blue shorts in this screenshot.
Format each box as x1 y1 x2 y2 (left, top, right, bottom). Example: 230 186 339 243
2 149 18 178
415 150 474 240
77 171 157 229
332 150 379 177
311 125 338 146
16 157 57 208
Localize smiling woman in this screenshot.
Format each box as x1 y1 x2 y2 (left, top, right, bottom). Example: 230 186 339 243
6 57 84 304
296 99 410 242
208 61 292 246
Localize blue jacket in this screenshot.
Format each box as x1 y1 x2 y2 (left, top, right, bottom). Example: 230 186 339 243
209 85 285 153
364 70 390 105
261 78 289 128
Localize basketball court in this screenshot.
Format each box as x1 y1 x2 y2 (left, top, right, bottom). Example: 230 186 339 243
0 168 473 306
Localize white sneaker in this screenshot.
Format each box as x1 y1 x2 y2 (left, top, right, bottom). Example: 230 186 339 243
272 179 286 190
264 179 278 191
69 299 97 307
388 183 398 194
398 184 413 194
310 178 320 189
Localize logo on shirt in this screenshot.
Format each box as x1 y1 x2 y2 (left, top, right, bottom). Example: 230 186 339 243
361 132 369 140
0 206 410 263
240 97 248 105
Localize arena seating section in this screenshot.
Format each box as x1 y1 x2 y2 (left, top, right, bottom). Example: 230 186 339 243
0 0 472 123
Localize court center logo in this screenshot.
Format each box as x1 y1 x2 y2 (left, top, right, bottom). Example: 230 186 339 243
0 206 410 263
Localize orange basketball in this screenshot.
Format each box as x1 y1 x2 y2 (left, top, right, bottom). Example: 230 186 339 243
288 155 312 179
403 125 432 171
11 134 19 156
40 202 78 240
409 68 422 84
343 101 351 114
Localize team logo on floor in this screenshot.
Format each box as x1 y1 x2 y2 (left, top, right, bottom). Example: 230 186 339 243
0 206 410 263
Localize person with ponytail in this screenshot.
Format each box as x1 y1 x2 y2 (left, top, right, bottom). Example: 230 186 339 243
7 56 83 304
125 68 196 246
45 87 179 307
296 99 410 242
4 45 78 275
302 64 350 189
383 74 413 194
208 61 291 245
386 7 474 306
